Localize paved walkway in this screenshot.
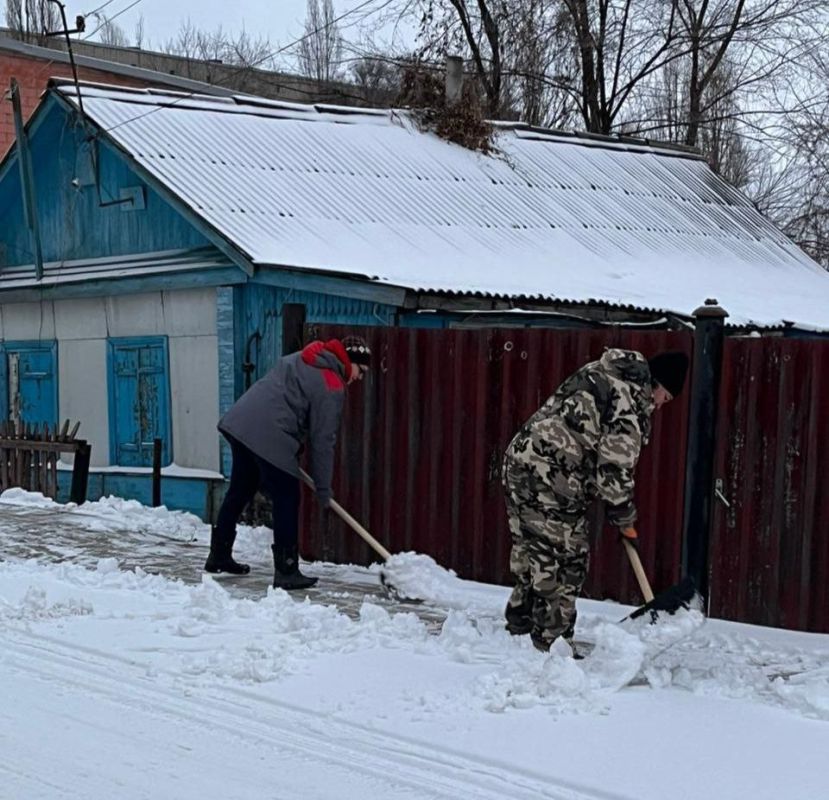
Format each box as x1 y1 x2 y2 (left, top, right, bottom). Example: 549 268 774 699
0 503 447 629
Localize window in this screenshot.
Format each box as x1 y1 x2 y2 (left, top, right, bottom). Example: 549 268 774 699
107 337 171 466
0 341 58 429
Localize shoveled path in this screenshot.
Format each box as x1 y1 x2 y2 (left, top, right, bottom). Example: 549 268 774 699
0 502 446 628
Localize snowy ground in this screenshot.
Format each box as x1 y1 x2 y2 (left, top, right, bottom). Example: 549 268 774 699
1 490 828 800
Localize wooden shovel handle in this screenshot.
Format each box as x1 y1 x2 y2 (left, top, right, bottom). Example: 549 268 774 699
299 469 392 562
621 537 655 603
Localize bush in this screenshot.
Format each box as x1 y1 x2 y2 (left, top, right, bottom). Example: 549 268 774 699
396 66 493 154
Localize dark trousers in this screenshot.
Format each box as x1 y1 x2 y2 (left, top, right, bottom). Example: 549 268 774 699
216 435 300 549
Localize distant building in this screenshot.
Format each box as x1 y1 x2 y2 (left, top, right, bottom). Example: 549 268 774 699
0 29 383 157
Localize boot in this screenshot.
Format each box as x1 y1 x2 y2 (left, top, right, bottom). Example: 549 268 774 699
204 525 250 575
271 543 318 590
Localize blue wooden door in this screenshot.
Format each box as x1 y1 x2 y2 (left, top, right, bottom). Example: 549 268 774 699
109 338 171 466
3 343 57 428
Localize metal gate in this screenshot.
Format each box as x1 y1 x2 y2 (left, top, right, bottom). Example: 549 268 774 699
709 338 829 632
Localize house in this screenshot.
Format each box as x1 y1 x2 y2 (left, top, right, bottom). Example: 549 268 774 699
2 79 829 520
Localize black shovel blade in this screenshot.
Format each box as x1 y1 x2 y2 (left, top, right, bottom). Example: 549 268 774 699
628 576 698 621
379 570 423 605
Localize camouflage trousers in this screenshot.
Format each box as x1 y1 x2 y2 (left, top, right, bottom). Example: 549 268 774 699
502 460 590 651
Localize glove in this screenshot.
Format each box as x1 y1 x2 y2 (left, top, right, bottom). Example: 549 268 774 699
606 499 636 528
620 526 638 541
316 488 331 509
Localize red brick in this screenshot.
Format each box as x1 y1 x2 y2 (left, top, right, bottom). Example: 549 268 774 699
1 51 195 157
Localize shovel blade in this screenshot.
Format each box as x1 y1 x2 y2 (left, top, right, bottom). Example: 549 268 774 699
628 576 698 621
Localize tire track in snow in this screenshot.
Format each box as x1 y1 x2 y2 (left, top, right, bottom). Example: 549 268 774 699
4 628 634 800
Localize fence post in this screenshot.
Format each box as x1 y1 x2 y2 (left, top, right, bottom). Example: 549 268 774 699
681 299 728 601
152 438 162 507
281 303 307 356
70 442 91 505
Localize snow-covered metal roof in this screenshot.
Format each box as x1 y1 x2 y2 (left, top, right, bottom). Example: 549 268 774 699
57 82 829 329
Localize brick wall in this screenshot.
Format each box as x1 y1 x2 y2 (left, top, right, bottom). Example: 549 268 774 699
1 52 190 157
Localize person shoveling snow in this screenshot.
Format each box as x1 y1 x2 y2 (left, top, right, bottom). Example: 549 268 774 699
500 347 695 656
207 335 372 590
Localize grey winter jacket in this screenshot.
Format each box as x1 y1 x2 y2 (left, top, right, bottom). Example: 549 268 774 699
218 340 349 507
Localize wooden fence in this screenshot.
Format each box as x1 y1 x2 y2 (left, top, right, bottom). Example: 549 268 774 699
0 420 91 504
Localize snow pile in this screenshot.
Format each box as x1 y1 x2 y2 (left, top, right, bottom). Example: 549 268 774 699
0 585 93 622
474 610 707 714
0 488 56 509
0 488 206 542
378 552 499 612
773 667 829 719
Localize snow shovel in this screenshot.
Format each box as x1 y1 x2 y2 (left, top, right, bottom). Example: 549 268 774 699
620 537 697 622
298 469 419 602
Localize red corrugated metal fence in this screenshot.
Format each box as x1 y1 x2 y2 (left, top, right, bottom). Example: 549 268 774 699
301 325 692 607
709 338 829 632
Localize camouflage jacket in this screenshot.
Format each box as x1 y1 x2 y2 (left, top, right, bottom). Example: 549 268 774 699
504 349 654 527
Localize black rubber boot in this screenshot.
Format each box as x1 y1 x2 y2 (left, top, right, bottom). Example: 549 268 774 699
204 525 250 575
271 544 318 590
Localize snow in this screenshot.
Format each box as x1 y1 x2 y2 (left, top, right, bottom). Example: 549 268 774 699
0 488 204 540
1 489 828 799
55 83 829 331
55 460 225 479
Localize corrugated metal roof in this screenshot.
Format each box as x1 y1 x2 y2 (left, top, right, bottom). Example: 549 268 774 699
55 82 829 330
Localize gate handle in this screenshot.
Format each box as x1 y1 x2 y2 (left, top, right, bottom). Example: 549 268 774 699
714 478 731 509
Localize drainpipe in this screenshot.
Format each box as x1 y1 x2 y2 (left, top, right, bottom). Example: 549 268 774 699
681 298 728 603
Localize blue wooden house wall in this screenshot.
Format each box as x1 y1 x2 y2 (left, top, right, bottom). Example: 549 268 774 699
0 98 212 268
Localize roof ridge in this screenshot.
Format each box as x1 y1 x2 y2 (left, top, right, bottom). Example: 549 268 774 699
50 79 701 158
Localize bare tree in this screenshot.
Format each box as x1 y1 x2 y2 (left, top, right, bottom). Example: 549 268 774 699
157 20 275 88
93 12 130 48
5 0 60 44
298 0 344 83
670 0 823 149
412 0 503 117
501 1 581 127
133 14 145 50
766 46 829 267
351 55 401 104
556 0 688 133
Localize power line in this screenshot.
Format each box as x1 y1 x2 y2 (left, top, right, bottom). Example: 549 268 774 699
82 0 144 41
83 0 120 20
98 0 391 135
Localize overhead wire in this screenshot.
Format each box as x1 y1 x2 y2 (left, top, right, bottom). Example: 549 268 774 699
82 0 144 41
82 0 121 20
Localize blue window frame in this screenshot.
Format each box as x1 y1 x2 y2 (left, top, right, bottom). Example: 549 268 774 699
0 341 58 429
107 337 172 466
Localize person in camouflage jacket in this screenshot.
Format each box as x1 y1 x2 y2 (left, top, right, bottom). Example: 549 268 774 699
501 348 689 654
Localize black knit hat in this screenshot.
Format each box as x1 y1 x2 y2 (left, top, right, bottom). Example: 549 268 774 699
342 335 372 367
648 352 689 397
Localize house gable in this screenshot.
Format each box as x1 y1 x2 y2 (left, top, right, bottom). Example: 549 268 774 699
0 95 222 271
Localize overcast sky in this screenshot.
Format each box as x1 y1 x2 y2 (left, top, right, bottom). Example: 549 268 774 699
69 0 414 70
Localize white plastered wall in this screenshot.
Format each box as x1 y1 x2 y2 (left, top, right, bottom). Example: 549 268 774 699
0 288 219 470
